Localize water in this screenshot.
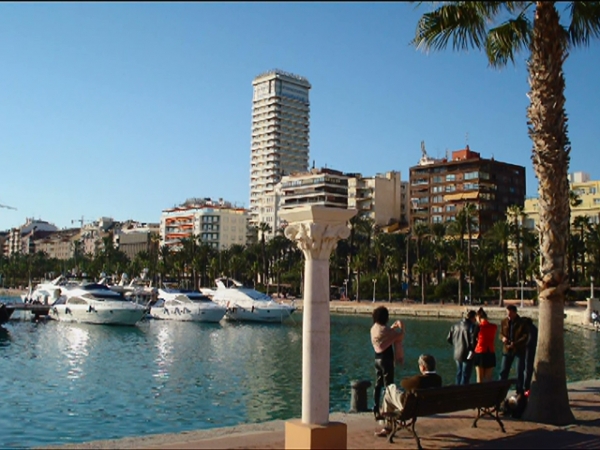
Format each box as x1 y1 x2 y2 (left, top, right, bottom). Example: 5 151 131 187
1 298 600 448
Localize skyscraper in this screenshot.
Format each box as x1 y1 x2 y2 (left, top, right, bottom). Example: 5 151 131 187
249 69 311 235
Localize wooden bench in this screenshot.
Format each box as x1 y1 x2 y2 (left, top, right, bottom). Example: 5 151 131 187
383 379 515 449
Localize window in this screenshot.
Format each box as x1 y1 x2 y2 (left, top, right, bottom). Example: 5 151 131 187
432 176 443 183
445 185 456 192
464 171 479 180
432 206 443 213
432 195 444 203
432 215 443 223
432 186 444 193
446 174 456 181
446 205 456 212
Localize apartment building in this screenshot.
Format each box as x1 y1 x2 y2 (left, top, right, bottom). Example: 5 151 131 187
249 69 311 236
114 221 161 260
277 168 350 227
523 171 600 229
4 219 59 256
34 228 80 260
160 198 249 250
348 171 406 228
409 145 526 235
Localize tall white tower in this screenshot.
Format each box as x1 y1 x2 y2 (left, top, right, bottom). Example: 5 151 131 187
249 69 311 235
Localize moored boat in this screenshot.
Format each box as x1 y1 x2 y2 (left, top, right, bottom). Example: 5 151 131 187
149 288 226 323
211 278 296 323
49 283 147 326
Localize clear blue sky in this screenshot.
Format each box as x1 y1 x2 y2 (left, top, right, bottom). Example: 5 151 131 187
1 2 599 231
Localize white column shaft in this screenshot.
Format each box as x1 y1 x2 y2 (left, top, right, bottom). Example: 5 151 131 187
302 258 330 425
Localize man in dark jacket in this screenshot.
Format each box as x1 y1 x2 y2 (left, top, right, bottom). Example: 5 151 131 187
499 305 529 394
447 310 477 385
380 354 442 414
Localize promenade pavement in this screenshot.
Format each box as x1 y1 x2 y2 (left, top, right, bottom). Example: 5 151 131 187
50 379 600 450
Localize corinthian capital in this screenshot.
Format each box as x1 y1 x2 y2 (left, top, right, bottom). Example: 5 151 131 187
285 222 351 260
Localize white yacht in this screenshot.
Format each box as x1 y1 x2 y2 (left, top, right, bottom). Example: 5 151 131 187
21 275 71 304
149 288 226 323
49 283 147 326
211 278 296 323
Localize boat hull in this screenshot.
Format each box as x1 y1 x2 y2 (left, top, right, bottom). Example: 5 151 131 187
0 304 15 325
224 306 295 323
149 306 225 323
49 304 146 326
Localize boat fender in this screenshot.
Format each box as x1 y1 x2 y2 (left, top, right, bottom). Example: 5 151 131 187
175 307 180 315
164 308 169 314
65 307 71 314
183 307 190 314
251 305 255 313
52 307 58 315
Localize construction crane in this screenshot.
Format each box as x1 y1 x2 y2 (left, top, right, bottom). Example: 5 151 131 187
0 203 17 211
71 216 92 227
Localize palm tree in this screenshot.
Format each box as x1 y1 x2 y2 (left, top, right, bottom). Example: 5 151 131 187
413 256 433 304
413 0 600 425
487 220 512 301
507 204 526 284
257 222 272 285
383 255 397 303
492 253 508 307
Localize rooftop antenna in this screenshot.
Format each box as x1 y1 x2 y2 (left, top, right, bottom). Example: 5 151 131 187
465 131 469 148
312 160 315 169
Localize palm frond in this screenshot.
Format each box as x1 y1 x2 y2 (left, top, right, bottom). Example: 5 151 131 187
567 1 600 47
485 13 531 67
412 2 505 53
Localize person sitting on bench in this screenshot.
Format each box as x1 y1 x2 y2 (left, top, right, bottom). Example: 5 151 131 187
375 354 442 437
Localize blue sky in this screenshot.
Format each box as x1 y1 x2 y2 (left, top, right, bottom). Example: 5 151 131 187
1 2 599 231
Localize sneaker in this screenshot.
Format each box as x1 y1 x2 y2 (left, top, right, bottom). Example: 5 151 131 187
374 428 390 438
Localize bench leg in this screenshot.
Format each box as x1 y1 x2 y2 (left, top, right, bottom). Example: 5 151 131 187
473 407 506 433
386 418 421 450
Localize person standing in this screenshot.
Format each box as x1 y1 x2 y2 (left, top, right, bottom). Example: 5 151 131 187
473 307 497 382
371 306 405 419
447 310 477 385
499 305 529 394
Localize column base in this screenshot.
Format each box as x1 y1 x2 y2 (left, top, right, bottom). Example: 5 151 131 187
285 419 347 450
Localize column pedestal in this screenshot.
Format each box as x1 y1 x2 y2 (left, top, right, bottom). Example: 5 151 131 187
285 420 347 450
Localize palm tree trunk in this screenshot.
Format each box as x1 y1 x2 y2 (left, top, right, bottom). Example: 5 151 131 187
387 273 392 303
498 275 504 308
458 270 463 306
522 1 574 426
421 273 425 304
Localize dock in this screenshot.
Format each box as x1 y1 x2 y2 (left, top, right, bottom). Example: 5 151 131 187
0 302 51 323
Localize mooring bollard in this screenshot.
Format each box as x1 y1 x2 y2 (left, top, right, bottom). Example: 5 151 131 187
349 379 372 413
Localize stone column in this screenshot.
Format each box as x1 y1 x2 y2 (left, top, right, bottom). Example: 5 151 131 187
280 206 356 450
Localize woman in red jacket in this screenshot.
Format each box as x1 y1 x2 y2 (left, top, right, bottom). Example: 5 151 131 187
473 307 497 382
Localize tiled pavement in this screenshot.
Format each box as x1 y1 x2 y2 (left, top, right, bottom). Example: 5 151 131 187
53 379 600 450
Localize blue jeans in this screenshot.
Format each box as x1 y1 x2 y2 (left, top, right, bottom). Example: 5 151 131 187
500 351 526 393
455 360 473 385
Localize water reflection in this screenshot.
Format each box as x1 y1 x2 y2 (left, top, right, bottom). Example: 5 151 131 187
1 314 600 449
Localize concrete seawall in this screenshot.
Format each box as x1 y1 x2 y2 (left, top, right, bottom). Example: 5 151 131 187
290 299 591 328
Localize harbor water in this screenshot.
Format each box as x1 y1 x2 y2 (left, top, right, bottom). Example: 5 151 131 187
1 298 600 448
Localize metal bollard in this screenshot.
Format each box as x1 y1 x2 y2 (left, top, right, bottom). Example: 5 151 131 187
349 379 372 413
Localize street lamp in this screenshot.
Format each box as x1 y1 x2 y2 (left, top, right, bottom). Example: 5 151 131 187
343 279 349 301
372 278 377 303
466 277 472 305
520 280 525 309
591 275 595 299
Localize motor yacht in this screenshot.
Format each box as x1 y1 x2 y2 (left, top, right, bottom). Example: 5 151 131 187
21 275 71 304
49 283 147 326
149 287 226 323
211 278 296 323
